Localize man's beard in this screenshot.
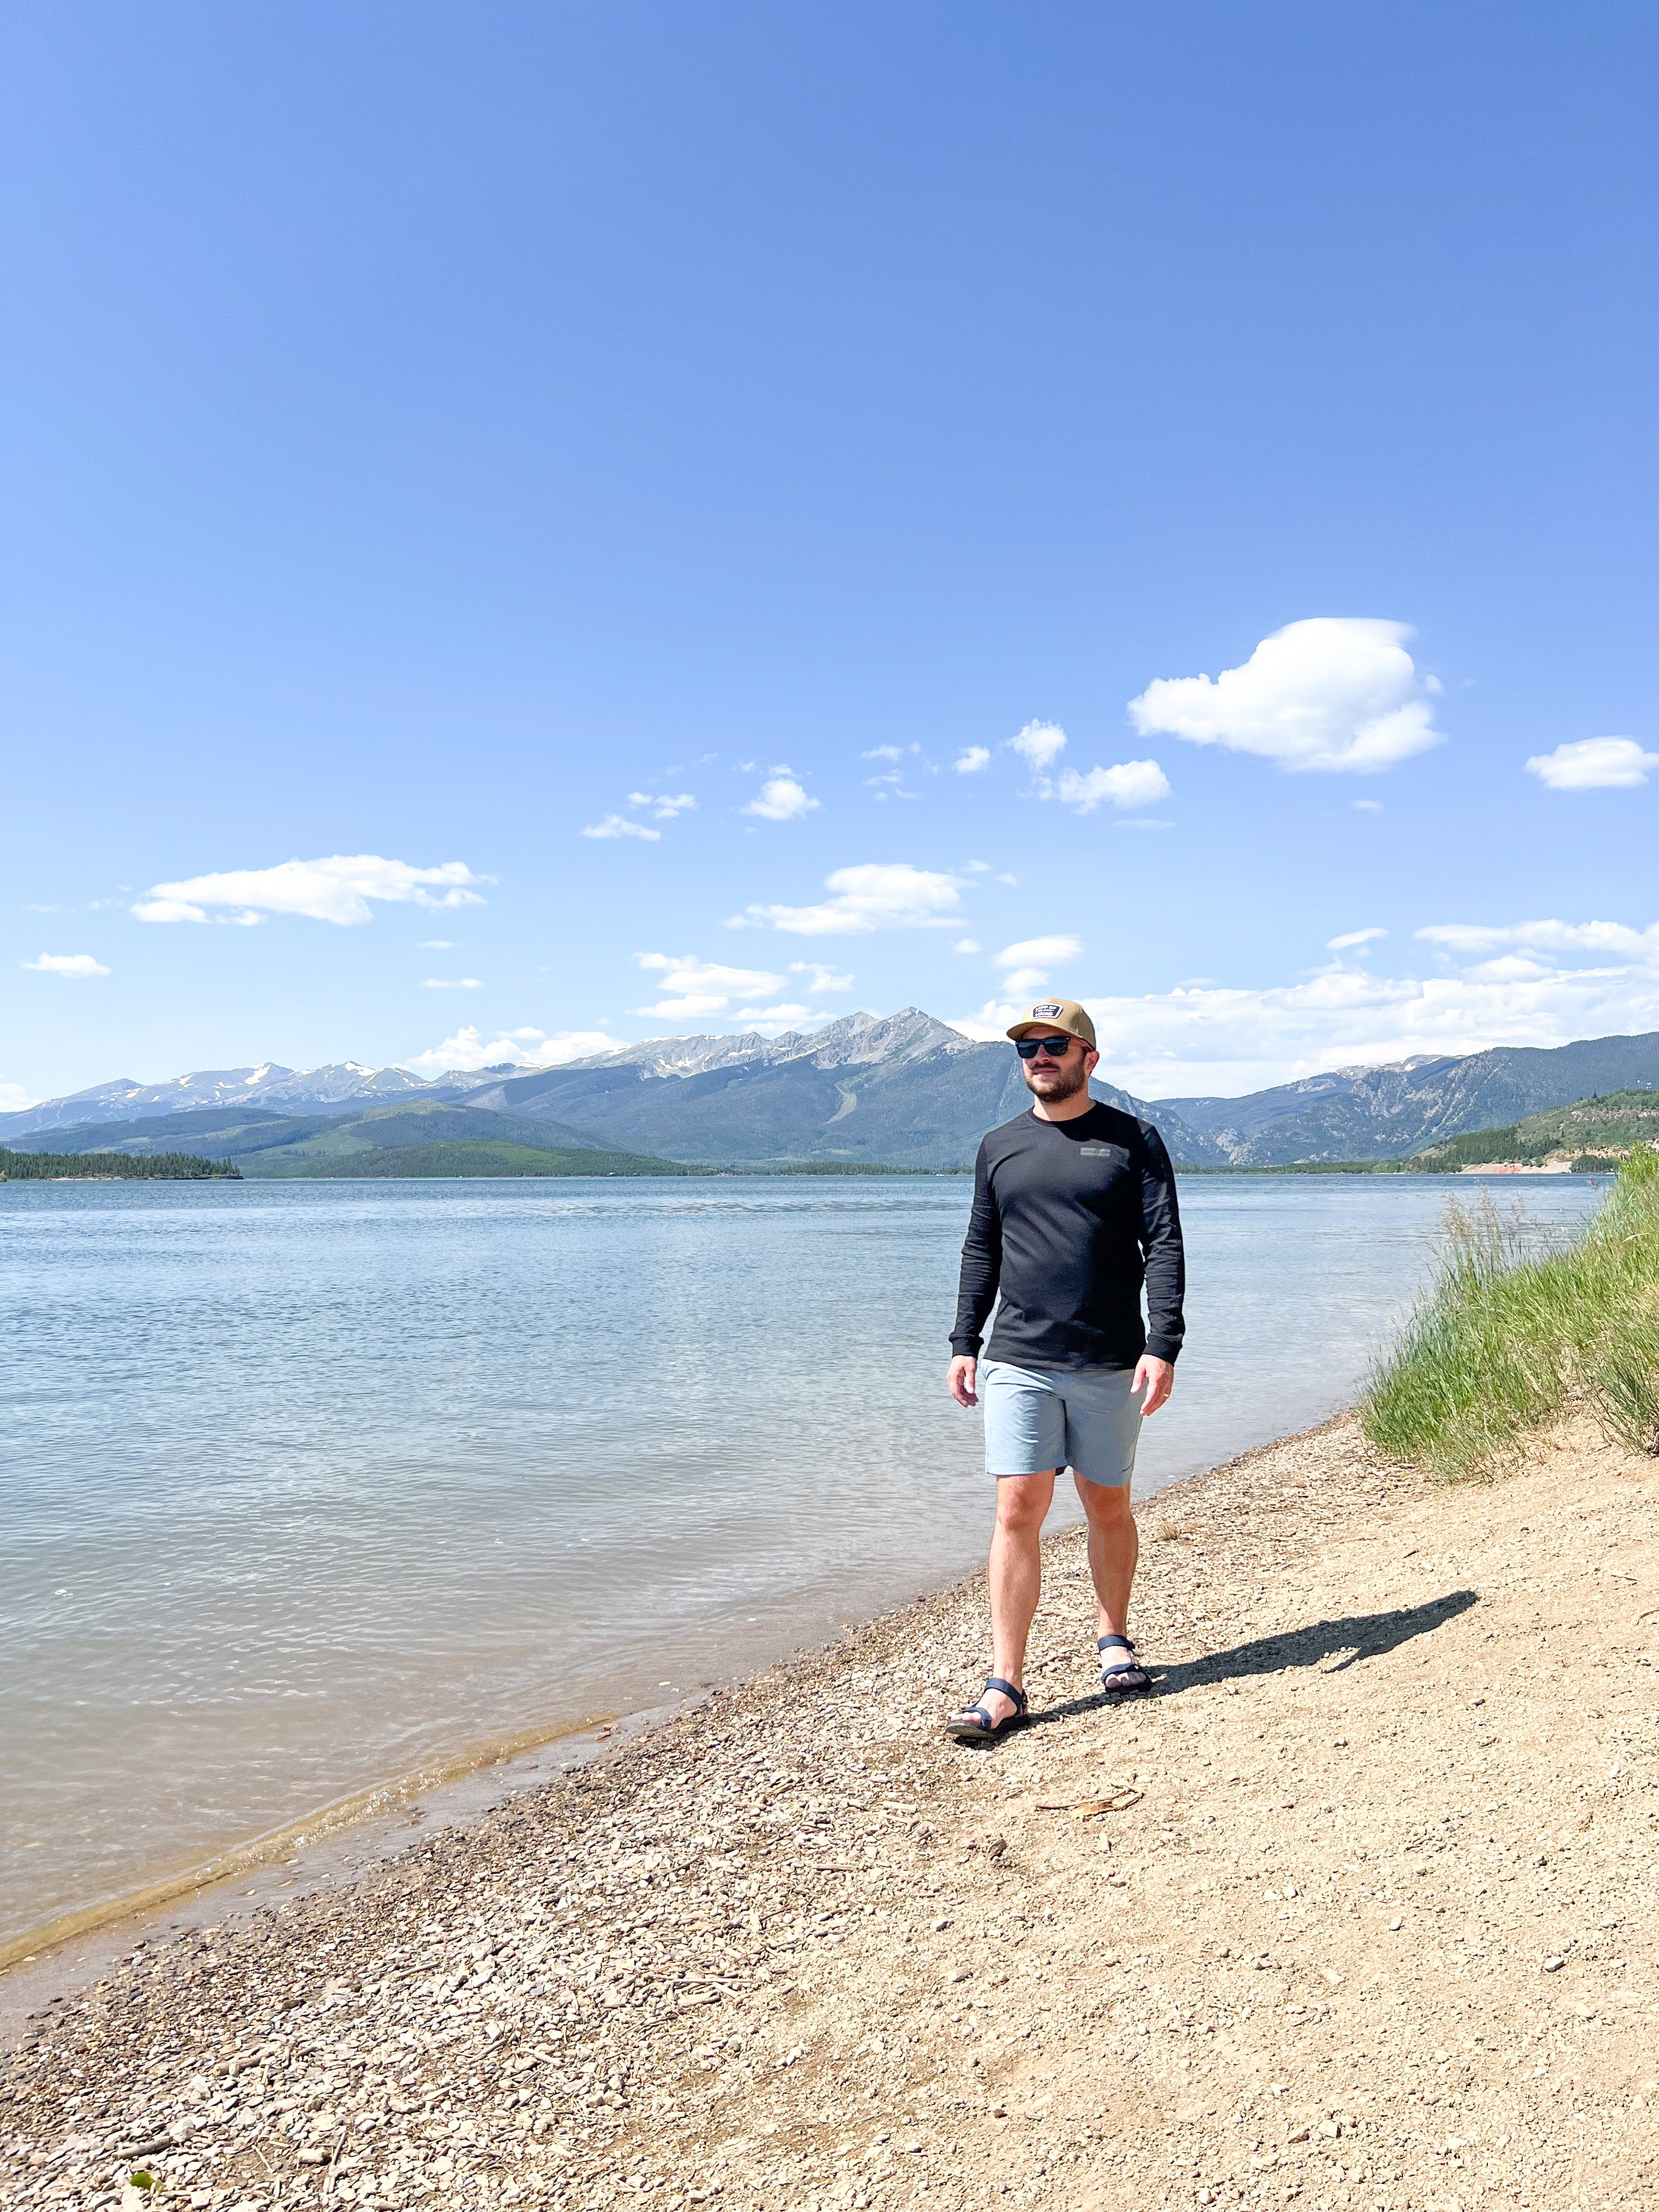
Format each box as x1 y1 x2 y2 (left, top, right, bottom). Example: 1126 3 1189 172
1024 1057 1091 1104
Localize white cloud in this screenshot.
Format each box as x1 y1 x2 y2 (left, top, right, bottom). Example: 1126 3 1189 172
1525 737 1659 791
950 912 1659 1094
991 933 1084 999
1415 918 1659 962
1128 617 1444 774
419 940 455 949
631 952 792 1019
1008 720 1068 771
994 935 1084 970
954 938 981 953
1327 927 1387 952
860 745 913 763
789 962 855 993
1056 760 1171 813
421 977 484 990
582 814 661 842
1352 799 1384 812
133 855 489 926
636 954 786 995
0 1081 40 1112
22 952 111 978
742 772 820 821
1003 719 1169 814
628 791 697 819
731 861 963 936
733 1002 814 1024
953 747 991 775
409 1026 622 1075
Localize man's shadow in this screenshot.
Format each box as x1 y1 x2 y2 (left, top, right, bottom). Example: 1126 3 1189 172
1023 1588 1478 1729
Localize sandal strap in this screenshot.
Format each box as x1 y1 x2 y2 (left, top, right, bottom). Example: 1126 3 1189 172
983 1675 1027 1713
1098 1635 1136 1654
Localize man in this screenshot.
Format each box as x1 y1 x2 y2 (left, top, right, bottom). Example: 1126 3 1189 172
944 998 1185 1740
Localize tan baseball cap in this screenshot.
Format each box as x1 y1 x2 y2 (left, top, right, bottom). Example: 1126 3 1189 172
1006 997 1097 1048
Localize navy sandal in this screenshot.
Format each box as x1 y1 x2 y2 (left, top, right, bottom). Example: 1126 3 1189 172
1098 1634 1150 1694
943 1675 1028 1743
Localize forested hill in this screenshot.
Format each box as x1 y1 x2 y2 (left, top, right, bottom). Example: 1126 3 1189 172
0 1148 240 1181
1404 1090 1659 1172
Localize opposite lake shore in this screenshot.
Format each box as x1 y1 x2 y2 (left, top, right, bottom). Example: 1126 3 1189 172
5 1405 1657 2212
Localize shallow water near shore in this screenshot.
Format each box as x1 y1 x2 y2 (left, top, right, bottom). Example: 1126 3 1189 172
1 1169 1607 1945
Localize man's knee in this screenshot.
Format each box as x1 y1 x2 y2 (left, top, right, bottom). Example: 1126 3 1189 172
994 1475 1053 1534
1079 1477 1135 1528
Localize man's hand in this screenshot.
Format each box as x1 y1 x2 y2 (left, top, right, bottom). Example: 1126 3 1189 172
1132 1354 1174 1417
948 1354 979 1408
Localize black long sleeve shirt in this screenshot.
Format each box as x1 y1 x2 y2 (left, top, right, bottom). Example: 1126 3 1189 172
950 1103 1186 1371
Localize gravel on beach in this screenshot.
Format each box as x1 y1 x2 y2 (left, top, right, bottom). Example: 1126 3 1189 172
5 1408 1658 2212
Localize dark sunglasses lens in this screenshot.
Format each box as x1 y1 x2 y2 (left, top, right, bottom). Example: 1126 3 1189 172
1017 1036 1073 1059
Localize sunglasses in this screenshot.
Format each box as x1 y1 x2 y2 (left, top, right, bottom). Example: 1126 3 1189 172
1014 1035 1077 1059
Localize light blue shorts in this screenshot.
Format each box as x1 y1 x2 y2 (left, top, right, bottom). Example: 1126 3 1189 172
980 1359 1143 1488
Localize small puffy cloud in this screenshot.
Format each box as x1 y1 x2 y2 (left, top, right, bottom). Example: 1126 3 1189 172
633 952 789 1019
1129 617 1443 774
994 934 1084 970
1056 761 1171 814
1327 928 1387 952
23 952 110 978
1352 799 1384 812
731 861 963 935
133 855 489 926
1525 736 1659 791
789 962 854 993
1004 720 1168 814
954 938 981 953
1008 720 1068 771
629 791 697 819
0 1081 39 1112
860 744 909 762
582 814 661 842
953 746 991 775
743 773 820 821
992 933 1083 998
409 1026 621 1074
421 977 484 990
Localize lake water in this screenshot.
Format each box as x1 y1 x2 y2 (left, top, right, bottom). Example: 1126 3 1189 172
1 1170 1607 1945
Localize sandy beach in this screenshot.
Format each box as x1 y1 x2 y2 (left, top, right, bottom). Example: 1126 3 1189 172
4 1406 1657 2212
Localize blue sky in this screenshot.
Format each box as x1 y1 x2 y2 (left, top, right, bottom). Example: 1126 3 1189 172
6 1 1658 1108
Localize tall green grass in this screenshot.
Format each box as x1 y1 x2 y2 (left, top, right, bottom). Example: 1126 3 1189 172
1362 1144 1659 1476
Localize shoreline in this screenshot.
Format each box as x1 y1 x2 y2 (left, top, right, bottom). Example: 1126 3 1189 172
7 1403 1657 2210
2 1416 1277 1994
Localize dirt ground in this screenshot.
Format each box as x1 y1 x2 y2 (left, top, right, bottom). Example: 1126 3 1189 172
4 1408 1657 2212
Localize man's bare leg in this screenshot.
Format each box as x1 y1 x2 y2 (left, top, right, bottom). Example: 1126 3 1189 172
950 1470 1056 1728
1074 1471 1138 1639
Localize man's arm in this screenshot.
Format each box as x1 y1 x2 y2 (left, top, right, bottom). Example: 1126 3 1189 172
1137 1124 1186 1380
949 1142 1000 1404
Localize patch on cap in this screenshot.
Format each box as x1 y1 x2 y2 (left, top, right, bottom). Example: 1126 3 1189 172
1032 1001 1063 1019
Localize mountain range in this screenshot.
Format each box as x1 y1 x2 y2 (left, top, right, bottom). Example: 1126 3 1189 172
5 1010 1659 1171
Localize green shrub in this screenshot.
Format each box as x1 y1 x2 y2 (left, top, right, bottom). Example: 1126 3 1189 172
1362 1144 1659 1476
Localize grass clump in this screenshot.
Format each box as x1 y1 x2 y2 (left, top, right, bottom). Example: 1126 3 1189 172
1362 1143 1659 1476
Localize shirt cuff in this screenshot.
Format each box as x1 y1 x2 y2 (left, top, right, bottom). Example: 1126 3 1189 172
1145 1336 1182 1363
